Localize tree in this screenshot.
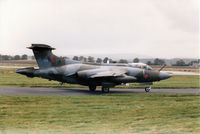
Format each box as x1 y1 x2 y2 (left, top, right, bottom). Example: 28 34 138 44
14 55 20 60
83 57 87 62
79 56 87 62
133 58 139 63
103 57 109 63
188 60 198 66
88 56 95 63
109 58 113 63
79 56 85 62
175 59 187 66
72 56 79 61
61 56 68 59
118 59 128 63
21 54 28 60
96 58 102 63
146 61 152 65
153 58 165 65
2 55 10 60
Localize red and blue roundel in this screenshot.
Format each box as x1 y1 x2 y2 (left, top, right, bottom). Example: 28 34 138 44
48 56 55 63
144 72 150 80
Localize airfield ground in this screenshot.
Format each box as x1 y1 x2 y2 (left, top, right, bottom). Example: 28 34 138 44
0 63 199 134
0 94 199 134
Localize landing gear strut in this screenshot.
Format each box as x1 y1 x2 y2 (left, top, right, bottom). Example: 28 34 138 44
145 86 151 92
89 85 96 91
102 87 110 93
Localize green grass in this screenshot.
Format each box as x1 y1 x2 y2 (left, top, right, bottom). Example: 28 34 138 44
0 94 199 134
0 68 199 133
121 75 200 89
0 68 199 88
0 68 83 88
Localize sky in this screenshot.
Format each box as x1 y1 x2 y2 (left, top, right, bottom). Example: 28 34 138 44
0 0 199 58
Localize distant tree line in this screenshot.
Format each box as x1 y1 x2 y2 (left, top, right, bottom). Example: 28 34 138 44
72 55 130 63
146 58 165 65
1 54 198 67
0 54 30 61
146 58 199 66
172 59 198 66
72 56 116 63
72 56 142 64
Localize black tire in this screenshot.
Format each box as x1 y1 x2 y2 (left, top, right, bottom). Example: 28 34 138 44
89 85 96 91
145 87 150 92
102 87 110 93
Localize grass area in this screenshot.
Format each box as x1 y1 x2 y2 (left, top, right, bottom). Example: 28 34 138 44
0 68 199 133
124 75 200 89
0 94 199 134
0 68 84 88
0 68 199 88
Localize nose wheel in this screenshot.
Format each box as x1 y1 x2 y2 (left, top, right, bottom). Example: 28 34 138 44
145 86 151 92
89 85 96 91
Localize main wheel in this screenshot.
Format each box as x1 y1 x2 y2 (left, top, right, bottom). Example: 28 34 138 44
89 85 96 91
102 87 110 93
145 87 151 92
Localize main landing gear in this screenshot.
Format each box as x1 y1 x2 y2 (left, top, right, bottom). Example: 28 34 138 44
89 85 110 93
145 86 151 92
89 85 96 91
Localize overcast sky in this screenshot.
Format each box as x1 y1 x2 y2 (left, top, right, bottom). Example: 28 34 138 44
0 0 199 58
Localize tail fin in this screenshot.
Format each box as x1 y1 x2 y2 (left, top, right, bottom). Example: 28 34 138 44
28 44 65 69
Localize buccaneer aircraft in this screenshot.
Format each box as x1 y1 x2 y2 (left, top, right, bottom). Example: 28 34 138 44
16 44 171 93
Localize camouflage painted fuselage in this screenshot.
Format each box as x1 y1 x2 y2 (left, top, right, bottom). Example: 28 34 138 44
16 44 171 89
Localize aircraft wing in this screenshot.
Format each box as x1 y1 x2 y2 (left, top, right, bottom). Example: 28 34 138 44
84 69 137 83
78 68 129 79
89 71 125 78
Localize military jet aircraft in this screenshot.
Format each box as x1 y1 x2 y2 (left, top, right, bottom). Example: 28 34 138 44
16 44 171 93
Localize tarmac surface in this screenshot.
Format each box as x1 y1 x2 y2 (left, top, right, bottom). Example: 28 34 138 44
0 87 199 96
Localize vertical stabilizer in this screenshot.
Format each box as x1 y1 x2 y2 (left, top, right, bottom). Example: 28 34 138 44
28 44 65 69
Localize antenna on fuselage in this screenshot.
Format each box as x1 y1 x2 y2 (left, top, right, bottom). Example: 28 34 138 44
159 64 166 71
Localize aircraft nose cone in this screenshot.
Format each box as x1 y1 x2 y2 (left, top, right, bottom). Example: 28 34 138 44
159 72 172 80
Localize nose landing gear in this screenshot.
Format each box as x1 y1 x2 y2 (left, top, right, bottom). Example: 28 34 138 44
102 87 110 93
145 86 151 92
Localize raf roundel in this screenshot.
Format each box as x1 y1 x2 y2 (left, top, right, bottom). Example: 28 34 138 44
144 73 149 79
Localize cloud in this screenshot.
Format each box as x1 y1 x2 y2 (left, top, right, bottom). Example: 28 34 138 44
152 0 199 34
0 0 198 58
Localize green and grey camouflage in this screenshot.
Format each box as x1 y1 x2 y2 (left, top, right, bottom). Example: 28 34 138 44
16 44 171 93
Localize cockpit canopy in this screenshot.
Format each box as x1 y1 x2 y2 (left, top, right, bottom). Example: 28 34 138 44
128 63 153 70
